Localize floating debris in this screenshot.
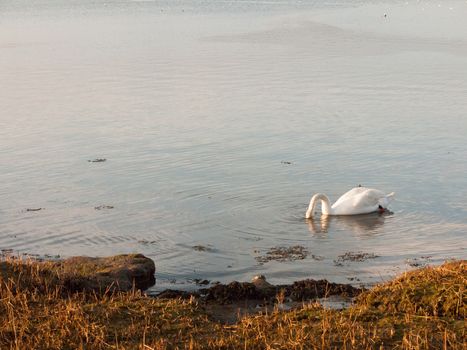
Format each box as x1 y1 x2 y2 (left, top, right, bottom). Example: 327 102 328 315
26 208 43 212
243 236 262 242
193 278 210 286
88 158 107 163
405 256 432 268
281 161 292 165
1 248 14 256
347 276 361 282
138 240 158 245
255 245 308 264
334 251 379 266
192 245 214 252
94 205 114 210
43 254 61 260
311 254 324 261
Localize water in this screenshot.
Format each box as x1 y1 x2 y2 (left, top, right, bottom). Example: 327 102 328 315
1 0 466 292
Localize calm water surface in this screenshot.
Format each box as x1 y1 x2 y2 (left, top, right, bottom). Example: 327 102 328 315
1 0 466 292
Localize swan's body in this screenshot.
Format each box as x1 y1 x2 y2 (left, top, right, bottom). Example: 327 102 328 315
305 187 394 219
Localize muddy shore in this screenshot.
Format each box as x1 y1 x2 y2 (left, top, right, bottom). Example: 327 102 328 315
1 255 465 349
156 275 364 323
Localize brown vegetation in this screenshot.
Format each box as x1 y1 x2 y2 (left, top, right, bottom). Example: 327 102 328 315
0 257 465 349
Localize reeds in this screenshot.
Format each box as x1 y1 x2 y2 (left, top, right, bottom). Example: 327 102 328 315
1 257 465 349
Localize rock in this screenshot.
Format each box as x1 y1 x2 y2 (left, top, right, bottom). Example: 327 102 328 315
251 275 274 292
57 254 155 292
193 278 210 286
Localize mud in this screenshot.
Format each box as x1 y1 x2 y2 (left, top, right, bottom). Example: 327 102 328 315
155 276 364 323
282 279 361 301
155 289 194 299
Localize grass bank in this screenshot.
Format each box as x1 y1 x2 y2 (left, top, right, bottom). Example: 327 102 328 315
1 258 465 349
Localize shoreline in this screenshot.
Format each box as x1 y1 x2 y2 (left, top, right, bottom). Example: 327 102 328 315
1 255 465 348
4 245 443 295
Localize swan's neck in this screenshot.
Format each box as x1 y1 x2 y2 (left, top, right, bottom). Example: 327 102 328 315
305 193 332 218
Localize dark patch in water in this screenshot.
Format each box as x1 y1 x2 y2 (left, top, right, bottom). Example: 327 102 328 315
255 245 308 264
334 251 379 266
26 208 43 212
138 240 158 245
192 245 214 252
406 256 432 267
192 278 210 286
1 249 14 257
94 205 114 210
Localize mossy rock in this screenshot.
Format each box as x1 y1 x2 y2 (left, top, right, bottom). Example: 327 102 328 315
56 254 156 292
1 254 155 294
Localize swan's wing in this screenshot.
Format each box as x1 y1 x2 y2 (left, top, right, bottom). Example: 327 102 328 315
332 187 368 208
332 188 385 215
354 189 385 207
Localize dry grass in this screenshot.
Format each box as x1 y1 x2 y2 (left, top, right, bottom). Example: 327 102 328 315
1 257 465 349
357 260 466 318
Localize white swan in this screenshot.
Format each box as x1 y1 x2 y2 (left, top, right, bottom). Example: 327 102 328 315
305 187 394 218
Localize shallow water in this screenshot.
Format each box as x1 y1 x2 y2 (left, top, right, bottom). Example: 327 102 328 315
1 0 466 292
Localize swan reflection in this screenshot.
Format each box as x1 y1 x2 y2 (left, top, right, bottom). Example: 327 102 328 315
306 212 388 236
